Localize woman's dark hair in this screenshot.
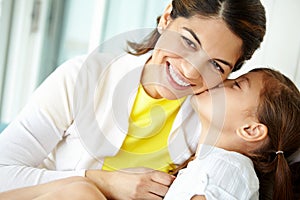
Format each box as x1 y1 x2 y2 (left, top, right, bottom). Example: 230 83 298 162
127 0 266 72
248 68 300 200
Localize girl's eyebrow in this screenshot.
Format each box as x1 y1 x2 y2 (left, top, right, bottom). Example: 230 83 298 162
237 76 251 88
182 27 234 70
182 27 201 46
244 76 251 88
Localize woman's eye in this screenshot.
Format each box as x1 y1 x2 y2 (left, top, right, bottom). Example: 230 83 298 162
181 36 196 50
210 60 224 74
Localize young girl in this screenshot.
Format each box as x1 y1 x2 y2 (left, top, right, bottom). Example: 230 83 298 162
165 68 300 200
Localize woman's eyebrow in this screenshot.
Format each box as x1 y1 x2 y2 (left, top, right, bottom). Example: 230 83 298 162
182 27 201 46
214 58 234 69
182 27 234 69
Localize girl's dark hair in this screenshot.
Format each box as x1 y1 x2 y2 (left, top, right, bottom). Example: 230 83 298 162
127 0 266 72
248 68 300 200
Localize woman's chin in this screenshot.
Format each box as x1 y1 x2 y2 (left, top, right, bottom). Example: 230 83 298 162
157 86 192 100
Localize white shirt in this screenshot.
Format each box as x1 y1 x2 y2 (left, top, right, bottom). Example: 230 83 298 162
164 145 259 200
0 51 201 191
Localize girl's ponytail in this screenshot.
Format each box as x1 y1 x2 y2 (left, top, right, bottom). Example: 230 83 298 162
273 152 293 200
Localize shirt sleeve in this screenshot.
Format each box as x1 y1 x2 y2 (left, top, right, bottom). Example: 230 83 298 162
0 56 86 192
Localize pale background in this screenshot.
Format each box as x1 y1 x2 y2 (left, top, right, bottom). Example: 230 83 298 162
0 0 299 125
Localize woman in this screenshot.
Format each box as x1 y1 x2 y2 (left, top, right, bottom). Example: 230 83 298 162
0 0 266 199
164 68 300 200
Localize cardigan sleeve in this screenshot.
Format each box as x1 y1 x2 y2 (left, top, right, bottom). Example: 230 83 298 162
0 56 86 192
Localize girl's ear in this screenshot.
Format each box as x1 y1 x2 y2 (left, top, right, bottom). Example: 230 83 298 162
236 122 268 142
157 4 173 32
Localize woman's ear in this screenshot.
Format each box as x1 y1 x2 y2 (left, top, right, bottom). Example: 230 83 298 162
157 3 173 33
236 122 268 142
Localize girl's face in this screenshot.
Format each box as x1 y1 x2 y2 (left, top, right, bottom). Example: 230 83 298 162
192 71 264 135
143 15 242 99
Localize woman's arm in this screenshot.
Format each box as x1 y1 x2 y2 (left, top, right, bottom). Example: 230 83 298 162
0 55 175 199
0 57 84 191
0 177 106 200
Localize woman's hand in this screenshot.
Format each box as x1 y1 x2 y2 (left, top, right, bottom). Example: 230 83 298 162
85 168 175 200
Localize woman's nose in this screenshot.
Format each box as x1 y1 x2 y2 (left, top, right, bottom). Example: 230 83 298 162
180 60 201 80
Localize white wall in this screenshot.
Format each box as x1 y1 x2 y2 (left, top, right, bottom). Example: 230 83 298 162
231 0 300 89
1 0 51 122
57 0 96 64
100 0 170 43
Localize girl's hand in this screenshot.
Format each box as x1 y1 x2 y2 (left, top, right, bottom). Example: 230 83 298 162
85 168 175 200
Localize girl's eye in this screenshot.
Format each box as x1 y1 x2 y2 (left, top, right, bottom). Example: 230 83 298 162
233 80 241 89
181 36 197 50
210 60 225 74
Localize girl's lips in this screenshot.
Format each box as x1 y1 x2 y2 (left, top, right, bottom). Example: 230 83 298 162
166 61 192 89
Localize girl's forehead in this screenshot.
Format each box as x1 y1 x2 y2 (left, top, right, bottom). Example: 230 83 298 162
241 72 264 89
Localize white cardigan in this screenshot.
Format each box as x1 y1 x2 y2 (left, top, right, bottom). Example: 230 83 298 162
0 51 201 191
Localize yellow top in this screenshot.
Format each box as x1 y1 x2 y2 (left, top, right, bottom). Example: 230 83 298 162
102 84 185 172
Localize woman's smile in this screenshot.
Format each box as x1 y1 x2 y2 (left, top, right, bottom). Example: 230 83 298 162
166 61 192 89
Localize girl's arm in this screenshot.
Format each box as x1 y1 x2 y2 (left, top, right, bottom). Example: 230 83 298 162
191 196 206 200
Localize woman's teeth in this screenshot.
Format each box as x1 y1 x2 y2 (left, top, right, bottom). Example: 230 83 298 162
169 65 190 87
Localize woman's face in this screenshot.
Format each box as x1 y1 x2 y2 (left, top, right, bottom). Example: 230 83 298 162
143 15 242 99
192 71 264 134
